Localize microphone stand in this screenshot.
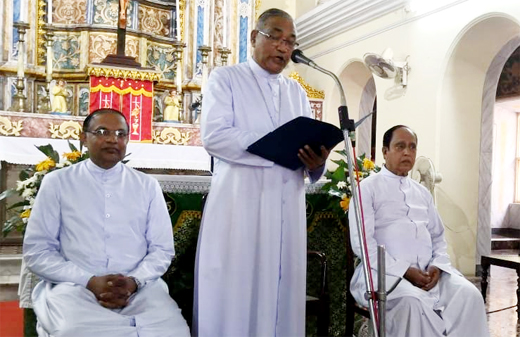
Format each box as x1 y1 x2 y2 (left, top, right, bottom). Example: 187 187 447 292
299 57 385 337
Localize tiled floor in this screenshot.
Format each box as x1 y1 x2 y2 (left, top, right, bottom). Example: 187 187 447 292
485 265 520 336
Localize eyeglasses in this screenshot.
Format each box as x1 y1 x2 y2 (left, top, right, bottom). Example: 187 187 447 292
85 129 128 138
257 30 299 49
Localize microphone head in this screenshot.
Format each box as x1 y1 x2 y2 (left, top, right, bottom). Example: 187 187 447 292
291 49 304 63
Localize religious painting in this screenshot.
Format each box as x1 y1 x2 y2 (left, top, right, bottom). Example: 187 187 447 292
77 85 90 116
147 44 177 80
34 82 49 114
52 33 81 70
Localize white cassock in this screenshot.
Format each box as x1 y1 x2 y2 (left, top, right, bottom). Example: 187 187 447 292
349 166 489 337
23 160 190 337
193 58 323 337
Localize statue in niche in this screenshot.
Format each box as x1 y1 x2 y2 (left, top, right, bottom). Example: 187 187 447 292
163 90 181 123
50 80 70 114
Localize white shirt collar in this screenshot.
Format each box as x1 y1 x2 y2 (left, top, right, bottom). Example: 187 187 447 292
86 159 123 179
248 57 281 81
381 164 409 179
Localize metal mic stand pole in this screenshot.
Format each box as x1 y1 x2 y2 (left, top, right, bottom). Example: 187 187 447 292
304 62 382 337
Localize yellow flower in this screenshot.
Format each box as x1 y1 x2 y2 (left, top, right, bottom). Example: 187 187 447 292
340 194 351 211
363 158 375 171
63 151 81 161
20 209 31 219
35 157 56 172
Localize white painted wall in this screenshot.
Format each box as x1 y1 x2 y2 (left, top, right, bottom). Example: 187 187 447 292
492 103 517 229
292 0 520 275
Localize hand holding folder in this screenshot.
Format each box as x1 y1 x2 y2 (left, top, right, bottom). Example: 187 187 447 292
247 117 344 170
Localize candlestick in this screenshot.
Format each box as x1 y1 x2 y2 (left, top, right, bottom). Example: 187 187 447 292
13 22 30 79
218 47 231 66
198 45 212 91
9 22 30 112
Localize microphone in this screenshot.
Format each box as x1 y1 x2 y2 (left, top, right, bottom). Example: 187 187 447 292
291 49 317 68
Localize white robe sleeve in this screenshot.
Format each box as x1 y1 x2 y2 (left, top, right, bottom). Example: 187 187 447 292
426 198 453 273
127 180 175 285
23 173 94 287
349 182 410 278
201 67 274 167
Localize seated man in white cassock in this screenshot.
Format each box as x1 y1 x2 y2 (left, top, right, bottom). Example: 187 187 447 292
23 108 190 337
349 125 489 337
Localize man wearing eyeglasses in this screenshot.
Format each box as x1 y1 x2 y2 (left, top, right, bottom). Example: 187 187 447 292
194 8 330 337
23 109 190 337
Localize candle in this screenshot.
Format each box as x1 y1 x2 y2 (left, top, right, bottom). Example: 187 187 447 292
17 40 24 78
46 41 53 83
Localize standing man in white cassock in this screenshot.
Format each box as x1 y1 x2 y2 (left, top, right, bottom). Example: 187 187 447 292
23 108 190 337
349 125 489 337
193 8 331 337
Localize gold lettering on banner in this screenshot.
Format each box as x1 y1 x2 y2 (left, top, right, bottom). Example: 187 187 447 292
131 105 141 135
0 117 23 136
153 127 192 145
289 72 325 99
49 121 82 140
174 210 202 231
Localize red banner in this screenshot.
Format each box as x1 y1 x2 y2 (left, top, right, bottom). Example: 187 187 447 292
89 75 153 143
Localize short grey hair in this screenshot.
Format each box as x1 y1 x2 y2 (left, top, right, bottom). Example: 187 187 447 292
255 8 294 31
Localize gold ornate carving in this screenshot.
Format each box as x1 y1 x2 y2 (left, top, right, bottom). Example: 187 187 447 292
0 117 23 136
138 4 171 37
179 0 186 42
88 33 139 64
289 72 325 99
255 0 262 18
153 127 192 145
37 0 47 65
87 66 162 81
49 121 82 140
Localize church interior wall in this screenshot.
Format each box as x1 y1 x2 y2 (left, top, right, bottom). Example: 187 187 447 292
491 103 517 230
293 0 520 275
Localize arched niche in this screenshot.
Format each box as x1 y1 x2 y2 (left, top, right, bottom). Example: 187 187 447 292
438 14 520 272
326 60 376 160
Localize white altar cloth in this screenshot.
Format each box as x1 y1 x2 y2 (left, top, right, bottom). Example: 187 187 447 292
0 136 211 171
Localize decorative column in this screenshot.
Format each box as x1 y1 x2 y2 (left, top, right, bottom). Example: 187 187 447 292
173 41 186 121
198 45 212 91
9 22 30 112
218 47 231 66
39 27 54 113
173 42 186 95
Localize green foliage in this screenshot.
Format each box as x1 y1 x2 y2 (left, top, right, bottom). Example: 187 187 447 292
1 142 89 237
321 152 380 218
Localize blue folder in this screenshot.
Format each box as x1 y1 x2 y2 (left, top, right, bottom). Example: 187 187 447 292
247 116 344 170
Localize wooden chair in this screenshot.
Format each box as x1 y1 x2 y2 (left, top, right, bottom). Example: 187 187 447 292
345 224 371 337
306 250 330 337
